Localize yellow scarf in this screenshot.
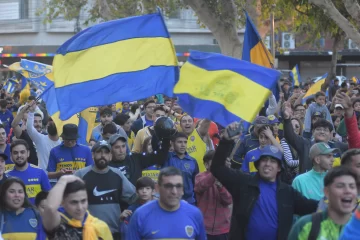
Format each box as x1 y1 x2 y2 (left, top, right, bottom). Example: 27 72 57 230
59 210 113 240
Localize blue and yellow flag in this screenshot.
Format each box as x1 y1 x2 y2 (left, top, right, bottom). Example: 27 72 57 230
290 64 301 86
78 107 97 145
173 51 281 128
3 77 18 94
242 12 274 68
53 11 179 120
352 76 360 84
302 73 328 103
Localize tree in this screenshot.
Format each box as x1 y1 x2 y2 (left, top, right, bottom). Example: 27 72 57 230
37 0 275 59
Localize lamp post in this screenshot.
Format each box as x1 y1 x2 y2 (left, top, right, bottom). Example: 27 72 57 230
270 4 276 59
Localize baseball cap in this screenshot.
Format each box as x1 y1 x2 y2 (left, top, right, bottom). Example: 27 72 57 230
312 111 324 119
335 104 344 109
254 145 283 169
0 151 8 160
309 142 340 160
108 133 128 145
253 116 269 125
92 140 111 152
267 115 280 125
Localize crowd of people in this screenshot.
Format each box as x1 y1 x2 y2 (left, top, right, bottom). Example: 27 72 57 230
1 77 360 240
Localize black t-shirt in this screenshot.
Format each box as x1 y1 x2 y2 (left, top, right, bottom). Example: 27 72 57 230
20 130 38 166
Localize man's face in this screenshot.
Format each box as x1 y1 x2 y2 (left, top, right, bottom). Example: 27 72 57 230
122 119 132 132
159 175 184 209
137 186 154 202
7 99 13 108
334 80 339 86
64 140 77 148
34 116 42 132
0 128 6 145
315 96 326 106
0 158 5 176
313 126 331 142
123 102 130 109
62 190 88 221
257 156 281 182
111 139 127 161
92 148 112 170
293 88 301 94
283 83 290 91
315 154 334 171
180 116 194 135
145 103 156 117
325 176 357 215
152 110 166 122
172 137 187 155
294 106 306 119
334 108 344 117
100 114 113 126
11 144 29 168
165 100 172 108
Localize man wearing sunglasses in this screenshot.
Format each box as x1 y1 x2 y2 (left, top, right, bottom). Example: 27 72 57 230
127 166 206 240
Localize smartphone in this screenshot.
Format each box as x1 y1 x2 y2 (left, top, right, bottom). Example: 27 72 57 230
227 121 244 138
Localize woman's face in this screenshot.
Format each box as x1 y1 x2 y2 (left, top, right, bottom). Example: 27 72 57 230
272 123 279 135
5 182 25 211
291 119 301 135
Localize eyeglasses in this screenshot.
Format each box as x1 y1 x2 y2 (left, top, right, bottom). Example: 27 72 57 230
161 183 183 190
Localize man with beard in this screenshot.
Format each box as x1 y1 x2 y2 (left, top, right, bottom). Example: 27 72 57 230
26 100 61 171
75 140 137 240
6 139 51 204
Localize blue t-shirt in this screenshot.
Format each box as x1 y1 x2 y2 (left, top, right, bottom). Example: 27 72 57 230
7 163 51 204
144 117 154 127
47 143 93 173
127 200 206 240
246 179 278 240
163 153 199 204
0 109 13 135
1 208 46 240
241 147 262 174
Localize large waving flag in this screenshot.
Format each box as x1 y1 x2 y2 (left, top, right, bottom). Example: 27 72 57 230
53 11 179 120
290 64 301 86
242 11 274 68
174 51 281 128
302 73 328 103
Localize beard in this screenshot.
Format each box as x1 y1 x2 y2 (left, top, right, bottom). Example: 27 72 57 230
14 159 27 168
94 157 108 170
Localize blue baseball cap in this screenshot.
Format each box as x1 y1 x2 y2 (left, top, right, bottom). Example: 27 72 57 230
254 145 283 169
267 115 280 125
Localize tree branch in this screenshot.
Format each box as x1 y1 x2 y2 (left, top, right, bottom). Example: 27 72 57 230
343 0 360 26
309 0 360 45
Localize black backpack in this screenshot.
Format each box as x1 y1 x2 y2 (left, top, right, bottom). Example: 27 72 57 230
308 212 322 240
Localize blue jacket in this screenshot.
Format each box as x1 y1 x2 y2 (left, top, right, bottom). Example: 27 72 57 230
233 132 259 168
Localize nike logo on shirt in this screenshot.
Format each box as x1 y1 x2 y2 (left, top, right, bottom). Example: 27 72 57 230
93 186 117 197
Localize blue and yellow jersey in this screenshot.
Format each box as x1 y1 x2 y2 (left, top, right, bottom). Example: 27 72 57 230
241 147 261 174
4 144 13 171
1 208 43 240
47 143 93 173
127 200 206 240
6 163 51 204
142 164 161 183
127 131 135 150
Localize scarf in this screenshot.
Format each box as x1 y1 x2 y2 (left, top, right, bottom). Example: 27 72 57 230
58 208 112 240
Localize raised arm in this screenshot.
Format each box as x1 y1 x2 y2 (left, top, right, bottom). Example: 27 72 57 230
11 104 27 138
26 101 44 144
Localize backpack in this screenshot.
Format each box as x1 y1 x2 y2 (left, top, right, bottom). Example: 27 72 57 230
308 212 322 240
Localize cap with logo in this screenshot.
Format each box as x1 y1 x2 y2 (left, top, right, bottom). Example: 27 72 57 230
253 116 269 125
254 145 283 169
309 142 340 160
312 112 324 119
92 140 111 152
108 133 128 146
267 115 280 125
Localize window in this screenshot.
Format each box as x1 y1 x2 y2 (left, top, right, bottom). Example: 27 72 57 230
0 0 29 20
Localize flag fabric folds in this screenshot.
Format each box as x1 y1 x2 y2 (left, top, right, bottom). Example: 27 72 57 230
3 77 18 94
53 11 179 120
290 64 301 86
302 73 328 103
242 11 274 68
174 50 281 128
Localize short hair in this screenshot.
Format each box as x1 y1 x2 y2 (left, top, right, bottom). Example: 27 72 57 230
158 167 183 186
34 113 42 119
352 98 360 107
144 100 156 109
10 139 30 152
315 91 325 98
293 86 300 89
203 150 215 164
312 119 333 132
334 79 339 82
171 132 188 142
99 107 112 117
136 177 155 190
5 97 12 101
63 180 86 199
341 149 360 165
103 122 117 135
164 98 172 103
0 124 5 132
324 166 357 187
331 115 341 123
341 82 347 88
257 125 274 135
0 99 7 108
35 191 48 207
294 104 305 110
28 96 36 101
154 106 166 113
306 98 315 106
114 113 130 126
